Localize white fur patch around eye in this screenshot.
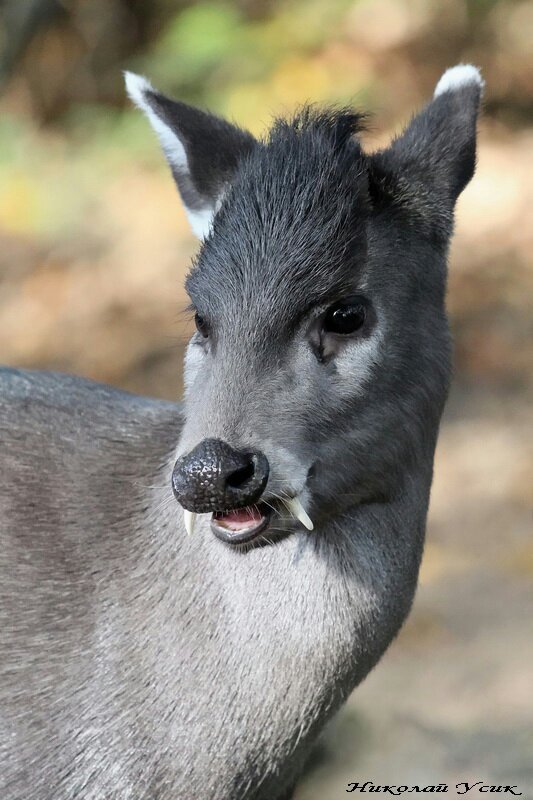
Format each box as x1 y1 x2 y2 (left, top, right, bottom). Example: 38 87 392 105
434 64 484 98
335 330 383 398
124 71 215 240
183 339 205 396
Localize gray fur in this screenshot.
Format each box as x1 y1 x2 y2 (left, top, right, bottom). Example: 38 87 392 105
0 66 483 799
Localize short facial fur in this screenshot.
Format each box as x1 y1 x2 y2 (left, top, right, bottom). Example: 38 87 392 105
126 66 483 540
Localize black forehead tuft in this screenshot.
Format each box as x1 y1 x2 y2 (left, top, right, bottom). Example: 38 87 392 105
187 105 371 321
268 104 367 150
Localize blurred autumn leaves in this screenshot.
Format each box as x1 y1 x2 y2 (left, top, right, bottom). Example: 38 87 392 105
0 0 531 395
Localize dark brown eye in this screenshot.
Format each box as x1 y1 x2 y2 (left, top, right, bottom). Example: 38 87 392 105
323 297 367 335
194 312 209 338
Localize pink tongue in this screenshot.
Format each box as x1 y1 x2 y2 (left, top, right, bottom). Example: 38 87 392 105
216 507 263 531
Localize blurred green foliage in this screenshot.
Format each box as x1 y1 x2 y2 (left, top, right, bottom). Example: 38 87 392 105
0 1 531 418
0 0 531 240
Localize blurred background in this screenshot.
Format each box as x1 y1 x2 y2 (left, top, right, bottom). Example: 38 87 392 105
0 0 531 796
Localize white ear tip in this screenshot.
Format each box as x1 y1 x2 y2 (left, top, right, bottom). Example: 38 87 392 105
124 71 154 107
434 64 484 98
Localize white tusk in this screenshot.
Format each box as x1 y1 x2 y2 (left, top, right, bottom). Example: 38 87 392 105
283 496 314 531
183 509 197 535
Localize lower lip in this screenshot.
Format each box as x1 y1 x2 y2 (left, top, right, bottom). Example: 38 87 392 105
210 506 272 545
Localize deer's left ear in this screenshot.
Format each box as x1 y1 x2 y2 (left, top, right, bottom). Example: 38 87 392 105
125 72 257 240
369 65 484 235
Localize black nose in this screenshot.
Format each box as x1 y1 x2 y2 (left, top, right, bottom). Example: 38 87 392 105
172 438 269 513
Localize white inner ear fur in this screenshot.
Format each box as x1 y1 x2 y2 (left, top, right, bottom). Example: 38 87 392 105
124 71 216 240
434 64 484 97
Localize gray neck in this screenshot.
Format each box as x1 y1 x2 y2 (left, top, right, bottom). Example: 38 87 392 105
0 370 432 800
102 456 429 796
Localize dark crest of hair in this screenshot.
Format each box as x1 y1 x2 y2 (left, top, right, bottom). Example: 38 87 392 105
266 104 367 153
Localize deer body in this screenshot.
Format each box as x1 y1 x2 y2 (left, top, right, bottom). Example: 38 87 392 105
0 65 483 799
0 369 423 799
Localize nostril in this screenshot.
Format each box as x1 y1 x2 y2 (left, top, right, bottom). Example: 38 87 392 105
172 439 269 513
226 460 255 489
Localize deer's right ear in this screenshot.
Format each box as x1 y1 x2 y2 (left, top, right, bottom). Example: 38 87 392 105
125 72 256 240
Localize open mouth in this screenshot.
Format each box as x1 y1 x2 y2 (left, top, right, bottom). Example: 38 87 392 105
181 496 313 545
211 502 272 545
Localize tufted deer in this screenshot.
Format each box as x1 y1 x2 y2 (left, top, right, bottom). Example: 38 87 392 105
0 65 483 800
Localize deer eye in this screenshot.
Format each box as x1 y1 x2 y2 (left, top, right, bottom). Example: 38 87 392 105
194 312 209 338
323 297 367 335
